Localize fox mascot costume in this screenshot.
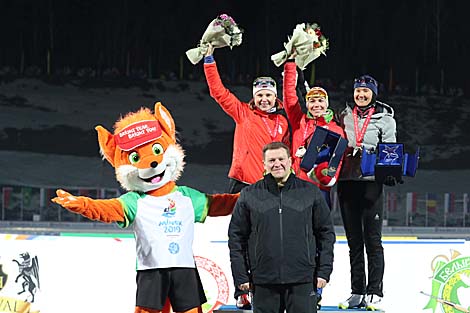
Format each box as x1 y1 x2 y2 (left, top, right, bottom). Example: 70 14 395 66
52 102 239 313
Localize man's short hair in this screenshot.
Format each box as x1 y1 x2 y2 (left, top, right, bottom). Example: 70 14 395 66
262 142 291 158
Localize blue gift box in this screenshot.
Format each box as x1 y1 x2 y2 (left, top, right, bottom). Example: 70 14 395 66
299 126 348 177
360 143 419 183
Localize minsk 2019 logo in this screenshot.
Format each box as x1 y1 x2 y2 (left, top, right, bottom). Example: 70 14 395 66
423 250 470 313
162 198 176 218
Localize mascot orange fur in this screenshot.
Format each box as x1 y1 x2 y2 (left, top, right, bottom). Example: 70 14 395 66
52 102 239 313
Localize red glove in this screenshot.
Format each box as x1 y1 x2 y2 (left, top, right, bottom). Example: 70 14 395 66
308 162 335 187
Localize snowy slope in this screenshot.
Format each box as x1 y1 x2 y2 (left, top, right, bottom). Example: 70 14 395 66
1 77 470 193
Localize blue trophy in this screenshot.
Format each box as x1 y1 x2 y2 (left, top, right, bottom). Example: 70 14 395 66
300 126 348 177
361 143 419 184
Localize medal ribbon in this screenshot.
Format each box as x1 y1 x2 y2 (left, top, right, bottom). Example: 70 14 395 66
353 106 375 148
262 115 280 140
300 118 317 147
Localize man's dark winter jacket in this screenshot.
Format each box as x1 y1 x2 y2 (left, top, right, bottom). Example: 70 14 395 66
228 173 336 286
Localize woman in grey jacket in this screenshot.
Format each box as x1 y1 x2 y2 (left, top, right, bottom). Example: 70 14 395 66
337 75 396 311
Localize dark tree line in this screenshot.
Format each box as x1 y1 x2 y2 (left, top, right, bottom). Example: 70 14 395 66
0 0 468 94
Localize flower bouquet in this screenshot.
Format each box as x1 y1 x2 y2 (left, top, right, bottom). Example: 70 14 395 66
186 14 243 65
271 23 329 70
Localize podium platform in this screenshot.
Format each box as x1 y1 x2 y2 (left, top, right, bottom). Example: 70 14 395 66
214 305 384 312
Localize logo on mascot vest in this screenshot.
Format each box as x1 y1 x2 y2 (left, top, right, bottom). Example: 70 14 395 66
115 120 162 151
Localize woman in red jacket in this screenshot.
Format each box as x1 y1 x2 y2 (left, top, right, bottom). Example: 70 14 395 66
282 59 345 207
204 45 290 310
283 57 345 311
203 45 290 194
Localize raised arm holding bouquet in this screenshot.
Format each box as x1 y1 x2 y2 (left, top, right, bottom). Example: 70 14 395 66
271 22 329 70
200 24 290 195
186 14 243 65
198 16 291 309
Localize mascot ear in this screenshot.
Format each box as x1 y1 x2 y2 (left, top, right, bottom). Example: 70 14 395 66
154 102 176 142
95 125 116 167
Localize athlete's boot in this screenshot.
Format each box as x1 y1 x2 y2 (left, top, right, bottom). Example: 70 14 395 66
338 294 366 309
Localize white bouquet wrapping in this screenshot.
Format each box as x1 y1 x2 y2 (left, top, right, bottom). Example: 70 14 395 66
271 23 329 70
186 14 243 65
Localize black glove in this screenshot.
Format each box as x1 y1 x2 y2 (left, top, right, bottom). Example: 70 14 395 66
296 67 307 92
296 67 308 114
383 176 397 186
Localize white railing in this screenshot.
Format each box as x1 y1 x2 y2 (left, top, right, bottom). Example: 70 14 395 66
1 185 469 227
1 186 121 222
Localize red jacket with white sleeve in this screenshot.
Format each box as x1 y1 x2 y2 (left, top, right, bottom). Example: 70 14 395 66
283 61 345 191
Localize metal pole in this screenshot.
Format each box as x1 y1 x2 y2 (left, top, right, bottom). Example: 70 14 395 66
463 193 468 228
405 192 411 227
444 193 449 227
425 193 428 227
39 188 45 221
58 199 61 222
1 187 5 221
20 188 24 221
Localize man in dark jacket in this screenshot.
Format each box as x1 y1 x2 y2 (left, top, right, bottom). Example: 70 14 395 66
228 141 335 313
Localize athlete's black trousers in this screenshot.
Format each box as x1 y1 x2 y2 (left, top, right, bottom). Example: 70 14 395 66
337 180 384 297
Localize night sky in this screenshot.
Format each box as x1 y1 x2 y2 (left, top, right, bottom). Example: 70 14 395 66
0 0 468 93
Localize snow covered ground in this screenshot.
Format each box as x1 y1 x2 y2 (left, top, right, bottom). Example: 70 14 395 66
1 77 469 192
1 77 470 165
0 76 469 209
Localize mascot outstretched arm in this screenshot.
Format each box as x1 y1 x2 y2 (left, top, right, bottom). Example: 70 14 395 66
52 102 239 313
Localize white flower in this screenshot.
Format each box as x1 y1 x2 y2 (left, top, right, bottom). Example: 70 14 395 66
271 22 329 70
186 14 243 65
